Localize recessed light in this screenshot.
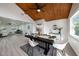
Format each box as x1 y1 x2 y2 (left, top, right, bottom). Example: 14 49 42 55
37 9 41 12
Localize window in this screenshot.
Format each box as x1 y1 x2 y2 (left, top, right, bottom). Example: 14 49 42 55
70 11 79 38
73 17 79 36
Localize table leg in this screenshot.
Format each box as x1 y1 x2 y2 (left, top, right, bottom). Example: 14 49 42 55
44 43 50 55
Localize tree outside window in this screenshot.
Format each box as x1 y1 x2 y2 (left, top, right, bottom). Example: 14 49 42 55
73 16 79 36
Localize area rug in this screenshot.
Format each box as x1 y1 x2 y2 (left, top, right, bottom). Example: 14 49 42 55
20 44 57 56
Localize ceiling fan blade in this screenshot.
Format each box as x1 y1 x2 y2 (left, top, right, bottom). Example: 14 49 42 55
40 3 46 9
35 3 46 9
35 3 40 9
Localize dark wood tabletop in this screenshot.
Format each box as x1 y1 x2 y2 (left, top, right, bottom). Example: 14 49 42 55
25 35 54 45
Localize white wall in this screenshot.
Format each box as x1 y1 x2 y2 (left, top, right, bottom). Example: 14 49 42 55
68 3 79 55
0 3 34 22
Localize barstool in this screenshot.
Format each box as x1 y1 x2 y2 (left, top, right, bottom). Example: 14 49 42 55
28 39 39 56
53 42 67 56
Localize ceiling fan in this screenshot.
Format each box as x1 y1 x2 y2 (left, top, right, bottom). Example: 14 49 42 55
25 3 46 12
35 3 46 12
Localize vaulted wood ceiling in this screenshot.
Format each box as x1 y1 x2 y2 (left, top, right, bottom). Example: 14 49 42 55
16 3 72 21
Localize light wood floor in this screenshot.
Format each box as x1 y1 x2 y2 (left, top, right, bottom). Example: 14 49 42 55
0 34 29 56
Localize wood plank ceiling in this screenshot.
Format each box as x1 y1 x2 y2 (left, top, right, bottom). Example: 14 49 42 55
16 3 72 21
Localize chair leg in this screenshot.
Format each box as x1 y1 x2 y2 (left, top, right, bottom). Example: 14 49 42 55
57 49 66 56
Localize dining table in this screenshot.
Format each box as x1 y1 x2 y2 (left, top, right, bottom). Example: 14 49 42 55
25 35 55 55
